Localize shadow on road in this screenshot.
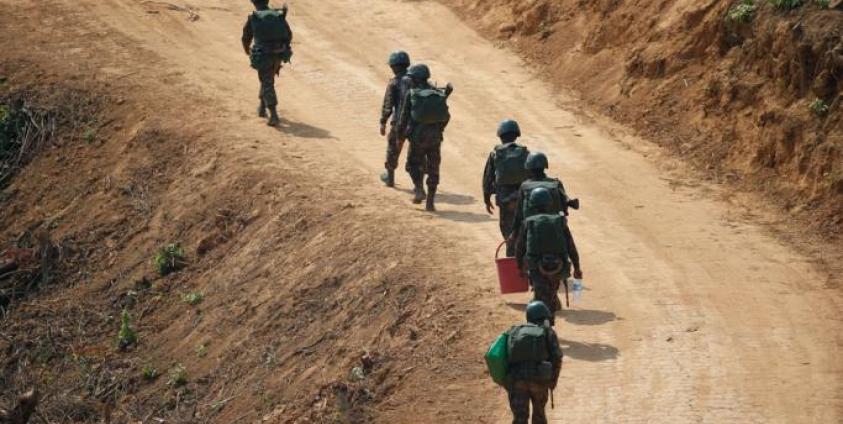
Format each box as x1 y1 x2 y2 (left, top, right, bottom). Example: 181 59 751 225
506 303 618 326
396 188 477 206
434 210 493 223
559 339 619 362
273 117 335 140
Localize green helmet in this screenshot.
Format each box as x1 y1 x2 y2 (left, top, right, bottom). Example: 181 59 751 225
529 187 552 209
525 152 548 170
526 301 552 324
388 51 411 66
497 119 521 137
407 64 431 81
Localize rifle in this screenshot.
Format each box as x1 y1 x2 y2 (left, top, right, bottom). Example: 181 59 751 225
563 279 570 308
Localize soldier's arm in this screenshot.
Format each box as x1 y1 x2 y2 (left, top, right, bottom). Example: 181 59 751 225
482 153 496 206
396 91 412 140
515 225 527 271
563 222 581 274
241 17 253 55
380 81 394 126
547 328 563 387
510 190 525 239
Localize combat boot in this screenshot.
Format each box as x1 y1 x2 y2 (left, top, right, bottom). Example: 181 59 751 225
257 100 267 118
267 106 280 127
412 184 426 204
380 169 395 187
426 186 437 212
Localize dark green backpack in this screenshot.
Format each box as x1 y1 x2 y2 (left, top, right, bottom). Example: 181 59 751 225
507 323 550 364
525 214 569 259
494 143 530 186
250 9 291 45
521 179 565 218
409 88 450 125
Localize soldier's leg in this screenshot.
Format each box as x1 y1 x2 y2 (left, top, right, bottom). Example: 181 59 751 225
550 276 563 312
381 126 400 187
508 382 530 424
425 142 441 211
528 383 549 424
529 272 557 326
406 141 426 203
259 59 281 126
500 201 517 256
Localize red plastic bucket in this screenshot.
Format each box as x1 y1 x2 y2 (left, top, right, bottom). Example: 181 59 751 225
496 242 529 294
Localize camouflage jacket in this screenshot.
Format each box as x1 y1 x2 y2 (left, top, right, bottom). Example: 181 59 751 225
380 73 411 126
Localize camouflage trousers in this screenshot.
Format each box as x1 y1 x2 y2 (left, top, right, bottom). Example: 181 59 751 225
508 380 551 424
528 270 563 326
499 201 517 257
257 55 283 108
406 133 442 189
385 124 405 171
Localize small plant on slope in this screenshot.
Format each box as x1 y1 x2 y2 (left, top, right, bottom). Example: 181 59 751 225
810 98 830 116
815 0 830 8
182 291 204 306
117 310 137 350
728 0 757 22
167 364 188 387
153 243 186 276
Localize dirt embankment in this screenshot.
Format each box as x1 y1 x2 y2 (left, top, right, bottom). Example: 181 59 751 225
0 4 497 423
439 0 843 240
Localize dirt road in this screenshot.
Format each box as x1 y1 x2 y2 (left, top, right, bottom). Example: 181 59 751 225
52 0 842 422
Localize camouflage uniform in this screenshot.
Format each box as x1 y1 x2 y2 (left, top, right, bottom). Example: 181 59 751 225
510 177 570 239
397 82 450 193
483 144 529 257
241 10 293 112
507 325 562 424
380 74 411 171
514 216 580 326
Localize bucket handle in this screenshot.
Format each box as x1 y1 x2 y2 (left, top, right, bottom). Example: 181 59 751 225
495 241 506 260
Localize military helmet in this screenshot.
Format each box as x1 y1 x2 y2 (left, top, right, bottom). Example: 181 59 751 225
497 119 521 137
529 187 552 209
407 64 431 81
388 50 411 66
525 152 549 170
526 301 552 324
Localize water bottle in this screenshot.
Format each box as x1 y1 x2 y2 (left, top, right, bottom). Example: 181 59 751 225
572 279 583 304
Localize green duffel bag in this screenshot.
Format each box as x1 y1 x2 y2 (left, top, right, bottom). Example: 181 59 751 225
409 88 450 125
485 332 509 386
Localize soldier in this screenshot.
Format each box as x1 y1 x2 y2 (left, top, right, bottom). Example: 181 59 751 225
506 301 563 424
515 188 582 325
397 64 453 211
483 119 530 256
509 152 579 240
379 51 412 187
242 0 293 127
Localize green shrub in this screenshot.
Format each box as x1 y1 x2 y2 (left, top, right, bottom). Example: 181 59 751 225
810 98 830 116
153 243 186 276
182 292 204 306
83 128 96 144
142 364 159 381
815 0 830 7
117 310 137 350
167 364 188 387
768 0 802 9
728 0 757 22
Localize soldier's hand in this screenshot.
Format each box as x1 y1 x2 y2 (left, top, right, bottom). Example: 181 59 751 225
244 46 251 56
485 202 494 215
573 269 583 280
379 123 387 137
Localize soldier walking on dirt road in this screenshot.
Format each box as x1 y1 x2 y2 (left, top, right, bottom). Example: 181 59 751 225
505 301 562 424
242 0 293 127
397 64 453 211
509 152 579 240
483 119 530 257
515 188 582 325
379 51 412 187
